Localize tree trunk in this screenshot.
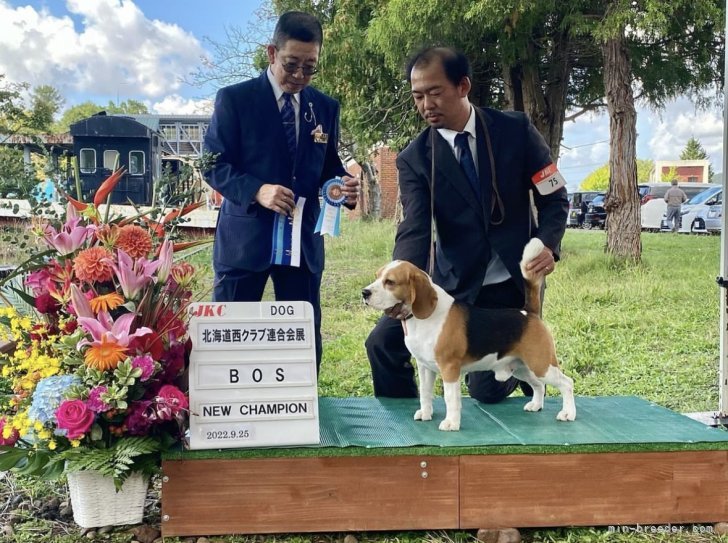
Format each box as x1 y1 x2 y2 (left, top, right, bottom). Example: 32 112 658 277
361 159 381 219
601 31 641 261
502 30 571 162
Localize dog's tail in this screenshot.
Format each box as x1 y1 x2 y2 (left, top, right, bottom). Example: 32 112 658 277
519 238 545 315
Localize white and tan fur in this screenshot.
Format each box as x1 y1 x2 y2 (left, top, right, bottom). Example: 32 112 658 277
362 239 575 431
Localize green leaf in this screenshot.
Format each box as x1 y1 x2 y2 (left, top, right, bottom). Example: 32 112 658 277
0 446 28 471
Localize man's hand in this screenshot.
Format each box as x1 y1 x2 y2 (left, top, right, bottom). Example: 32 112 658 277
341 175 360 207
524 246 556 275
256 184 296 216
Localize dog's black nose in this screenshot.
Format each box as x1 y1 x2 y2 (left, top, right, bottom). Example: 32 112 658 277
362 288 371 300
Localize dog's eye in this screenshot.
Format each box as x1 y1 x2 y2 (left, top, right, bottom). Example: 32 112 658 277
383 279 394 286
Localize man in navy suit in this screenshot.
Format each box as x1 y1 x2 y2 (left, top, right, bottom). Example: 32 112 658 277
366 47 568 402
204 11 359 373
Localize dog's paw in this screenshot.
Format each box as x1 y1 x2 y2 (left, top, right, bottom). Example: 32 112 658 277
556 409 576 422
523 400 543 412
438 418 460 431
414 408 433 421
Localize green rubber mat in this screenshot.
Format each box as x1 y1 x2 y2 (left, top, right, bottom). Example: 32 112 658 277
167 396 728 461
318 396 728 447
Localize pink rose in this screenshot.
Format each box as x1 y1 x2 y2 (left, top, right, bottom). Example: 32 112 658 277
0 417 19 446
154 385 188 421
56 400 95 439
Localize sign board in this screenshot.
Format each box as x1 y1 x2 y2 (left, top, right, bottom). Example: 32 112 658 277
188 301 319 450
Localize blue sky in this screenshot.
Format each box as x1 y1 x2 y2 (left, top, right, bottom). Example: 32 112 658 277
0 0 723 189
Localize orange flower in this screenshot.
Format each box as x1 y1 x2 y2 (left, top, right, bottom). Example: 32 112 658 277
90 293 125 313
96 224 120 247
171 262 195 287
74 247 114 283
116 225 152 259
84 337 127 371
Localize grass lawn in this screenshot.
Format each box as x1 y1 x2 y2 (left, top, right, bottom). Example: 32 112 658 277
3 220 728 543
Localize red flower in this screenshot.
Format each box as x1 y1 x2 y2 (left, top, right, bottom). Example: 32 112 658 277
35 292 60 315
0 417 19 446
55 400 95 440
128 330 164 361
154 385 188 421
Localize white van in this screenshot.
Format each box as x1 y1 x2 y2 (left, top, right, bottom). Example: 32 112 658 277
640 183 718 230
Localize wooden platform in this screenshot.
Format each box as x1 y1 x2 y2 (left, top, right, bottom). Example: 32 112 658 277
161 397 728 536
161 449 728 536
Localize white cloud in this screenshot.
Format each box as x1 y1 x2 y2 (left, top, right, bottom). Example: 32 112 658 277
0 0 204 99
151 94 212 115
560 98 724 189
645 98 723 169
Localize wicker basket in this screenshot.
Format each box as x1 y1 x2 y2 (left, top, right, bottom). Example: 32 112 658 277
67 470 148 528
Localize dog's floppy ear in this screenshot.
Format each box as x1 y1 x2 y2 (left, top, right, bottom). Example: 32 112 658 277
410 268 437 319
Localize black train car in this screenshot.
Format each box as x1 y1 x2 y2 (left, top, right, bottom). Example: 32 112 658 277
70 113 161 205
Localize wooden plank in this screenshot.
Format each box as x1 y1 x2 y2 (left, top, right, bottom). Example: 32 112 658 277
161 455 459 536
459 451 728 528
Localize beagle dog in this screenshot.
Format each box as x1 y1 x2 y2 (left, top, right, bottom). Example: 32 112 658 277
362 238 575 431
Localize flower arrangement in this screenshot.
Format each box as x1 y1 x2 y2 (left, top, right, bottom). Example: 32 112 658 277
0 168 205 487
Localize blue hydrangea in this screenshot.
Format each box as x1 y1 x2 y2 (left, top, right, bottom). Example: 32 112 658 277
28 375 80 424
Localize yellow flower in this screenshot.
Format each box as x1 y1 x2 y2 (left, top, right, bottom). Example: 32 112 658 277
48 441 57 450
90 292 125 313
70 440 81 448
37 429 51 440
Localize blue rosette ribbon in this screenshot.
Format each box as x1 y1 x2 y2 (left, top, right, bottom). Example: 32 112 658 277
315 177 346 236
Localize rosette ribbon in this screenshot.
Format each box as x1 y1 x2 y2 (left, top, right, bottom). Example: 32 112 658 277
315 178 345 237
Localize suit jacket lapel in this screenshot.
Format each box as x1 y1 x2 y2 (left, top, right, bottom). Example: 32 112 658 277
295 88 314 174
428 129 484 220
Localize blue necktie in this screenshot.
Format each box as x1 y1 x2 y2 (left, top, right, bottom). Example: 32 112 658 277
281 93 297 160
454 132 480 198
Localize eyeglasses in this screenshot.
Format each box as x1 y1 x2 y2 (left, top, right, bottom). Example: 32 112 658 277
280 62 318 77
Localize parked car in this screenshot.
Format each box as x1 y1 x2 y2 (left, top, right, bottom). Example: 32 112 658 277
583 194 607 229
660 186 722 233
567 191 603 227
640 183 718 230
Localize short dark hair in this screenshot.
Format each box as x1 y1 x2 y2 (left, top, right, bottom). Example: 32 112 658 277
272 11 323 48
405 46 472 86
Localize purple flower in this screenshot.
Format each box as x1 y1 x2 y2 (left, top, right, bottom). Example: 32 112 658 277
124 401 154 436
131 354 155 382
42 203 95 255
77 310 153 351
106 249 159 300
87 386 110 413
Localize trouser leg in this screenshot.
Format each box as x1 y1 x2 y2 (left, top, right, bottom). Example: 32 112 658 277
365 315 418 398
271 264 323 376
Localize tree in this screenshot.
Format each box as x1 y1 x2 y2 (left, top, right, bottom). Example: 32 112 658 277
0 75 30 141
580 165 610 191
28 85 64 133
661 166 680 182
54 100 150 133
680 136 714 180
595 0 722 261
580 159 654 190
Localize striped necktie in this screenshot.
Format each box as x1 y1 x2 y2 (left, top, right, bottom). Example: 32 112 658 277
281 92 297 160
454 132 480 198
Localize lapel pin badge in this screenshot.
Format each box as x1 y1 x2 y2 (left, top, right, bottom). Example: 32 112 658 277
311 124 328 144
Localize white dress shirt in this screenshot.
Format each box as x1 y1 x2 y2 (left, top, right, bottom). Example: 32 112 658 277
438 106 510 286
267 67 300 141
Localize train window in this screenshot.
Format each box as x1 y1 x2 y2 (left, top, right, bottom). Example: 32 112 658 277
79 149 96 173
103 150 119 170
129 151 145 175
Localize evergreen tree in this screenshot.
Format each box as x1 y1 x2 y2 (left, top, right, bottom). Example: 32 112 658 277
680 137 714 180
